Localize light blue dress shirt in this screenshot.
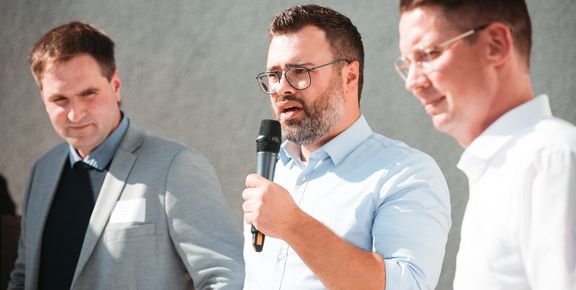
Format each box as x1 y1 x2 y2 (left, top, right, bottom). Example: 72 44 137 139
243 115 451 290
69 114 128 171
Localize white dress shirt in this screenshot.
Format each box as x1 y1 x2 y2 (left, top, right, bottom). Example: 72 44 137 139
454 95 576 290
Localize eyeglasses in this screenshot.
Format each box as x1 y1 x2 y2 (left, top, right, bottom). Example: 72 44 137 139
394 24 489 81
256 59 349 94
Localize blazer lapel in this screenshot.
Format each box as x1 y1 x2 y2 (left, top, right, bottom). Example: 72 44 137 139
71 123 144 287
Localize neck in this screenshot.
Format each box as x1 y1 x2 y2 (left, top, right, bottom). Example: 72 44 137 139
457 70 534 148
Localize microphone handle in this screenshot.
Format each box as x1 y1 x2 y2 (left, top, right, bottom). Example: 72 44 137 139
252 151 278 252
256 151 277 180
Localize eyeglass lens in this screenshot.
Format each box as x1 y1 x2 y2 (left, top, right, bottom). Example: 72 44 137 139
395 49 433 80
258 67 311 93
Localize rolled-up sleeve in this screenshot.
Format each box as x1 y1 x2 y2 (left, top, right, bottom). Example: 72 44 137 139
374 152 451 290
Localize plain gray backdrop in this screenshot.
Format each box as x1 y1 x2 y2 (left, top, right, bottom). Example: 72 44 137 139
1 1 574 289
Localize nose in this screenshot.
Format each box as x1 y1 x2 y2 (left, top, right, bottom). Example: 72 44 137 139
274 72 296 96
404 63 430 92
67 99 86 123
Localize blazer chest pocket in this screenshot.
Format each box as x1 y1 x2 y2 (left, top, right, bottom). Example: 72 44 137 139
103 223 156 243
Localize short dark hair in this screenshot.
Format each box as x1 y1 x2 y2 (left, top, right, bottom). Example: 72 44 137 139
29 21 116 89
400 0 532 67
269 5 365 101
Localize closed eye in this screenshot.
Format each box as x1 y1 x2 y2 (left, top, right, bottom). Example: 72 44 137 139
425 49 442 61
79 88 98 97
48 95 68 105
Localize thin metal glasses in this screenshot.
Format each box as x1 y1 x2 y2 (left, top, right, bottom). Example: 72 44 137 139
394 24 489 81
256 59 349 94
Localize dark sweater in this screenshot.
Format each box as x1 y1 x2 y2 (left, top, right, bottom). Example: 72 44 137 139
38 161 107 290
0 174 16 215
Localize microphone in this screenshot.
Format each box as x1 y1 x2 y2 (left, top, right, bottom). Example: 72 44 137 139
252 119 282 252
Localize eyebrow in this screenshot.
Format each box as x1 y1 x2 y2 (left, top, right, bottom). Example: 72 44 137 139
267 62 315 72
46 87 99 101
78 87 99 97
46 93 66 101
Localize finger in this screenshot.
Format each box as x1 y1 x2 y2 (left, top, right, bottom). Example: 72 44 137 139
242 198 260 212
243 211 254 224
245 173 268 188
241 188 250 200
241 187 259 201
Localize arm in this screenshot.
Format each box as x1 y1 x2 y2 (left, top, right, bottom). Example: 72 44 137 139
243 174 385 290
166 149 244 289
524 148 576 289
375 154 451 289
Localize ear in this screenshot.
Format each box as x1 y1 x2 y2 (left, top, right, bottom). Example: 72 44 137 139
110 69 122 102
39 90 47 104
483 22 513 67
342 60 360 95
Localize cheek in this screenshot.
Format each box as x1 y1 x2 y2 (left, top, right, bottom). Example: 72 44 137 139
432 63 476 99
96 95 118 114
45 104 66 121
269 96 278 113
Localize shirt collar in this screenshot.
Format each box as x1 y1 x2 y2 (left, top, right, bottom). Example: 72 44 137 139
279 115 372 167
458 95 552 175
69 114 129 171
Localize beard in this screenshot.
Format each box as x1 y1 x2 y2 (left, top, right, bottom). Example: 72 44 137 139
277 74 346 146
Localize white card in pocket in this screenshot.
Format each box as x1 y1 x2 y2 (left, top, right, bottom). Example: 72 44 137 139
109 198 146 224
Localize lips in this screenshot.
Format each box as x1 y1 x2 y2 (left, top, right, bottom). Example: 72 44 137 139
70 123 90 129
276 98 304 121
423 96 446 115
67 123 92 134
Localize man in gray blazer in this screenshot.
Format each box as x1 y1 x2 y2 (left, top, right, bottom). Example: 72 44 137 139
8 21 244 290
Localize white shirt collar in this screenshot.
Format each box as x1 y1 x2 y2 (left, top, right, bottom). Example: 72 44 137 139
280 115 371 167
458 95 553 178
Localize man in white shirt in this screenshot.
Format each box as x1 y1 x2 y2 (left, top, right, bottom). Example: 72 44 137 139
396 0 576 289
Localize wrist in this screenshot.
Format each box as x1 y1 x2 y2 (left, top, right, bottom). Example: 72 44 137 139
280 208 313 242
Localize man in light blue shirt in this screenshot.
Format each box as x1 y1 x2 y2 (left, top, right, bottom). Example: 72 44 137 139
242 4 451 289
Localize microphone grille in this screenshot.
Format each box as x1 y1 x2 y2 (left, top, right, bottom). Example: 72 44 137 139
258 119 281 137
257 119 282 153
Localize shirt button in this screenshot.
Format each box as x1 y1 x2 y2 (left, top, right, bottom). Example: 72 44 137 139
300 176 307 182
277 254 285 261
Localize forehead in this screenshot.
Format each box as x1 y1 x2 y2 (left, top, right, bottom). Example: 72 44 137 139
41 55 106 93
267 25 332 69
398 6 456 52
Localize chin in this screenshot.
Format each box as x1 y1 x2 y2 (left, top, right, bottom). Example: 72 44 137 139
432 115 453 134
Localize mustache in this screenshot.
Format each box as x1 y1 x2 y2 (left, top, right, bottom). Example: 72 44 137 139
274 95 308 121
277 95 307 111
277 95 304 104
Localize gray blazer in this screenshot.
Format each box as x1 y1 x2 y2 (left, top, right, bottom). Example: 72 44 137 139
9 123 244 290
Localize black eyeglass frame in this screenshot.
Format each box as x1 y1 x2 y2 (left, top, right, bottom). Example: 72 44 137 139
256 59 350 94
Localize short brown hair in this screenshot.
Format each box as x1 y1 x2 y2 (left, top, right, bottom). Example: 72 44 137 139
269 5 365 101
400 0 532 67
29 21 116 89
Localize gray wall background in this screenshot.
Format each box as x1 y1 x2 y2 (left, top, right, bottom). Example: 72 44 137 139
0 1 574 289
